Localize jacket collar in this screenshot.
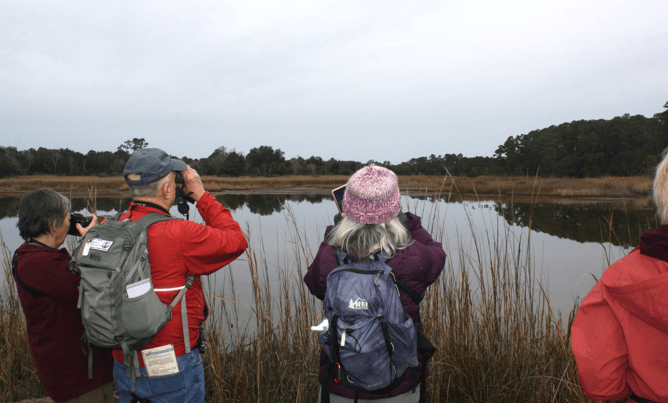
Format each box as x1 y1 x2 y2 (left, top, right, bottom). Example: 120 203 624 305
639 225 668 262
129 201 171 216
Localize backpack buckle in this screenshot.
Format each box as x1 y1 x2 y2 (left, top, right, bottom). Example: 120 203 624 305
334 362 342 384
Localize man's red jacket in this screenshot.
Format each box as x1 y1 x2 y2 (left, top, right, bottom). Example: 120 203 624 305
111 191 247 365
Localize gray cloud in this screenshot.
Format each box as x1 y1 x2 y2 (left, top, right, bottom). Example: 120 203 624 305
1 0 667 163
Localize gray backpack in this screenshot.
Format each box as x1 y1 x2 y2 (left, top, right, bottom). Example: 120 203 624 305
69 213 194 391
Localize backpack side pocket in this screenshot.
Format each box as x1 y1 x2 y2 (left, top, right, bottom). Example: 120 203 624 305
121 282 170 342
80 267 121 347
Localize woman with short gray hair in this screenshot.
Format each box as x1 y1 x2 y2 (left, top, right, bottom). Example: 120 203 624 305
13 188 115 403
17 188 71 242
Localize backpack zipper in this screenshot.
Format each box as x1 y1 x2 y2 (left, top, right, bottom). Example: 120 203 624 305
331 269 383 275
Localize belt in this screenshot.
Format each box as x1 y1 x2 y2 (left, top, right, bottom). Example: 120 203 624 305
631 393 657 403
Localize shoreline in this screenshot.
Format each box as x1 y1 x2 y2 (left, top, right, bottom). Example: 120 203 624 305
0 174 653 205
0 187 652 211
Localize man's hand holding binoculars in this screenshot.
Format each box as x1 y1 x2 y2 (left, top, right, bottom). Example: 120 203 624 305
179 166 205 203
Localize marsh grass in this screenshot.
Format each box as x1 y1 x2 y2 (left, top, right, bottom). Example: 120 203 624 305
0 183 629 402
0 232 48 401
0 174 653 201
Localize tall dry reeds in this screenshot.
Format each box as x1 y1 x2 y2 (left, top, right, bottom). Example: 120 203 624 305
0 193 623 402
421 209 583 401
0 174 654 201
202 207 322 402
0 232 47 402
193 197 609 402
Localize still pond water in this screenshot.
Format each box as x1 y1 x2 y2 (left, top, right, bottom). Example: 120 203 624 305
0 193 658 323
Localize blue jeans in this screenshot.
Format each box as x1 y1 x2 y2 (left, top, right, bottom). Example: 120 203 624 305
113 349 205 403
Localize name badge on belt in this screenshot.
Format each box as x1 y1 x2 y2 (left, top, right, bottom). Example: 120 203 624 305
141 344 179 377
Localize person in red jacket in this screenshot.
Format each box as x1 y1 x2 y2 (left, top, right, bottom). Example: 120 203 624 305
572 148 668 403
14 188 115 403
304 164 445 403
111 148 248 403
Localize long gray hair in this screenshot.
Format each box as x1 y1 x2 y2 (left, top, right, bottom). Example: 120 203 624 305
654 147 668 224
327 215 412 259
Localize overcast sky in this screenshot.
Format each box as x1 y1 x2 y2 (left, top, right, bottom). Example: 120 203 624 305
1 1 667 164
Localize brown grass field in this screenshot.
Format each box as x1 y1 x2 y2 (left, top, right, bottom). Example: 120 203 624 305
0 174 654 200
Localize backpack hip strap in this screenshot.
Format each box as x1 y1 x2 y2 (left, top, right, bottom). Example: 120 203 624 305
120 338 141 392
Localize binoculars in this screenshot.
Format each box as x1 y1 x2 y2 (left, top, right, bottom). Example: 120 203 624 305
174 171 196 204
174 171 196 218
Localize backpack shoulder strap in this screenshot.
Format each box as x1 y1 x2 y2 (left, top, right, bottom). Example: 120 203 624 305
12 242 49 299
373 250 421 304
335 251 349 266
135 213 194 353
119 212 176 241
135 212 177 229
394 278 423 305
376 251 390 263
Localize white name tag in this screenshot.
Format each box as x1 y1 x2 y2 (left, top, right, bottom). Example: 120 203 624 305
141 344 179 377
89 238 114 252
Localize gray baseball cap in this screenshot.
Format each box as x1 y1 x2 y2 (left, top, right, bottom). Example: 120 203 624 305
124 148 187 185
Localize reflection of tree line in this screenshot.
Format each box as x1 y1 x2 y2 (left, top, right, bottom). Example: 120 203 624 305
0 194 330 221
0 198 133 220
2 195 656 247
494 202 659 248
218 194 329 216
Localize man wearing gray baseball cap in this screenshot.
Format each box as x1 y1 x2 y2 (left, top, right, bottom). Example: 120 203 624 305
112 148 248 403
123 148 187 186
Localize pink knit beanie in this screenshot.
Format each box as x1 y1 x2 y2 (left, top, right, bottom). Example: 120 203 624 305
342 163 401 224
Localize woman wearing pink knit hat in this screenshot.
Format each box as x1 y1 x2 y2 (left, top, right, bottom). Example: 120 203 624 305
304 164 446 403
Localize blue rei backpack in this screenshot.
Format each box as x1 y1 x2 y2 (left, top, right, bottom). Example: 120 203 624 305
319 251 421 401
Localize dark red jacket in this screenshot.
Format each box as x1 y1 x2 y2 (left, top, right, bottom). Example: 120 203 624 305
572 225 668 403
112 192 248 365
304 212 445 399
14 242 114 402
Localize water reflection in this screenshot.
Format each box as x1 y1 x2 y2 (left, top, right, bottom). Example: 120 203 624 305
0 197 132 220
494 202 658 248
0 195 660 247
403 194 659 248
0 198 21 220
218 194 329 216
0 193 660 253
0 194 331 221
0 193 655 328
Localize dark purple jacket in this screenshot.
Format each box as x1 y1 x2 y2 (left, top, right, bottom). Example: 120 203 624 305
14 243 114 401
304 212 446 399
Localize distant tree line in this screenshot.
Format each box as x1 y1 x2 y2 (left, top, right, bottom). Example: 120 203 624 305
1 103 666 179
494 103 668 177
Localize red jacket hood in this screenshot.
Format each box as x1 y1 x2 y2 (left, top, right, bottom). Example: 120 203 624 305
603 226 668 335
